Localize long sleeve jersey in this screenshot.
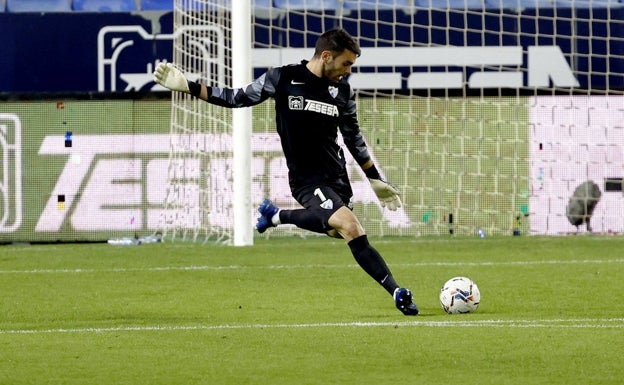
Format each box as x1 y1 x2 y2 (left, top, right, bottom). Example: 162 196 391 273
205 60 371 190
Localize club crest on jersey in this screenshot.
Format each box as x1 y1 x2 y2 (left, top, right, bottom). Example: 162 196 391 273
328 86 338 98
288 96 304 110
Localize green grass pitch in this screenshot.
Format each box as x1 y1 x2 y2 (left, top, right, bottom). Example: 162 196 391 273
1 235 623 385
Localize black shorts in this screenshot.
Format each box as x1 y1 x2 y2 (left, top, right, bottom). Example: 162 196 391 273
291 177 354 231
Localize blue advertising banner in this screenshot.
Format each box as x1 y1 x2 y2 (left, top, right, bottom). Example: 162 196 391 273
0 12 174 93
0 8 622 93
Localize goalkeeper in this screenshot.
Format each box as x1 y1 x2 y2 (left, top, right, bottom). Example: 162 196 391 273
154 28 418 316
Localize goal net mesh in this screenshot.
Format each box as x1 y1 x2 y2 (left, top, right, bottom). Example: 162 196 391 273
162 0 624 242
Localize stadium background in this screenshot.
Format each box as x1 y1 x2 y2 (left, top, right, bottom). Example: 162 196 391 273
0 1 622 242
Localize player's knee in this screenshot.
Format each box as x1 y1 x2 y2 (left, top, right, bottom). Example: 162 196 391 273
326 229 343 239
336 220 365 239
327 206 365 239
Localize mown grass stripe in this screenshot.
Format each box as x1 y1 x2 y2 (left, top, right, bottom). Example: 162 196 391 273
2 318 623 335
0 258 622 274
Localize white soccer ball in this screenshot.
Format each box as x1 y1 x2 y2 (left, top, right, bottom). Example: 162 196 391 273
439 276 481 314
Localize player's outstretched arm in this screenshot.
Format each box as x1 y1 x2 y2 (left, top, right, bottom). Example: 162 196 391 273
363 163 402 211
153 63 202 97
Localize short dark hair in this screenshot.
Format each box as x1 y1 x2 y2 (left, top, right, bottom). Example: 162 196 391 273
314 29 361 58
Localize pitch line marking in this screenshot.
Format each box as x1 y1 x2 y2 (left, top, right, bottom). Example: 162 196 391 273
1 318 623 335
0 258 623 274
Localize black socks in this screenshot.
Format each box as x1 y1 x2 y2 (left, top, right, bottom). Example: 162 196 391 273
348 235 399 295
279 211 400 296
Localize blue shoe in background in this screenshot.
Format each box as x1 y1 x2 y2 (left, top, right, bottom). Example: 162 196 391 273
256 199 279 233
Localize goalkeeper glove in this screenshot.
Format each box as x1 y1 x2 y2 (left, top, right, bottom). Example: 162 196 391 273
153 63 202 96
363 164 402 211
369 178 402 211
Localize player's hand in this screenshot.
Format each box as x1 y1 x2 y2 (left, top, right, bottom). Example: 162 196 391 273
368 178 402 211
153 62 190 93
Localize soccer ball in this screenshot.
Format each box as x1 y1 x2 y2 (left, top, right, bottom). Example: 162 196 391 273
439 276 481 314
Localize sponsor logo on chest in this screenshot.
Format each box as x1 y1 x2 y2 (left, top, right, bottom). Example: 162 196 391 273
288 96 339 117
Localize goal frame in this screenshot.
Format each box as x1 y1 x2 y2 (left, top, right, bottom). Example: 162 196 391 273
165 0 624 243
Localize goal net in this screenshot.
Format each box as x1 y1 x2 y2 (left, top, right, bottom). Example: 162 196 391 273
162 0 624 243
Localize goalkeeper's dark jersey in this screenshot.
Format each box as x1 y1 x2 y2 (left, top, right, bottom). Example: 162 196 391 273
206 61 371 190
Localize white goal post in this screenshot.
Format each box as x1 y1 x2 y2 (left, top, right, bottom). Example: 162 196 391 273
231 3 254 246
161 0 624 244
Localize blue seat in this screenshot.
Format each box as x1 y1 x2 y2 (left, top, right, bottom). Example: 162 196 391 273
179 0 231 10
487 0 621 8
6 0 71 12
139 0 274 11
555 0 619 7
416 0 484 8
484 0 554 7
140 0 172 10
274 0 339 9
72 0 137 11
254 0 274 8
342 0 413 9
187 0 272 10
